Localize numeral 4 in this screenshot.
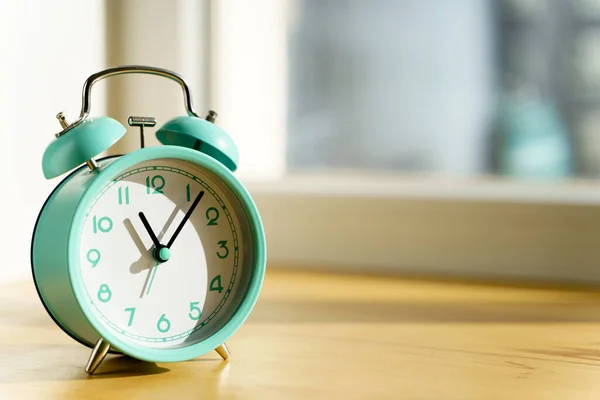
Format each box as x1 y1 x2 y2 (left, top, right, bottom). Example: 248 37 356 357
210 275 224 293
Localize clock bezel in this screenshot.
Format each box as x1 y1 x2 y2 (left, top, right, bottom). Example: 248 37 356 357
68 146 266 362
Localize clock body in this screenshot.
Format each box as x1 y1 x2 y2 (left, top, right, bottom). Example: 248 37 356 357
31 145 266 362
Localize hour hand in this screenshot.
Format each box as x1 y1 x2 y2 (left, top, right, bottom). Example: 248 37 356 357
138 212 161 248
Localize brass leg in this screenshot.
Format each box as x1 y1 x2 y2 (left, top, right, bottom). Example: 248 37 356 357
215 343 230 360
85 338 111 375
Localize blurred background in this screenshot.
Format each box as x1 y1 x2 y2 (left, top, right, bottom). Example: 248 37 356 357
4 0 600 285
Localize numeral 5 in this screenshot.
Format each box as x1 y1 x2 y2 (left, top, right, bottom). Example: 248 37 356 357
189 302 202 320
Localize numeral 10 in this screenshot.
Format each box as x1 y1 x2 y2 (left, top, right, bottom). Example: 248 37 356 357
92 216 113 234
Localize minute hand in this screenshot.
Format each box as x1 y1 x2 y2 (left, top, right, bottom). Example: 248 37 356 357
166 190 205 249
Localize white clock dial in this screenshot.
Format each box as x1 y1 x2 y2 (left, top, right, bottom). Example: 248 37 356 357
78 158 253 348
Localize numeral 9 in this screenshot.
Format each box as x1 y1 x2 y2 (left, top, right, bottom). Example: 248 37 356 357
86 249 101 268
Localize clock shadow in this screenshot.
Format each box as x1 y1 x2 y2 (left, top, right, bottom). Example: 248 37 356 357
124 206 180 276
180 216 213 346
0 345 169 383
177 214 252 349
87 355 170 379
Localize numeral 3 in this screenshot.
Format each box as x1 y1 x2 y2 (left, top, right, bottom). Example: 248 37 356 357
217 240 229 259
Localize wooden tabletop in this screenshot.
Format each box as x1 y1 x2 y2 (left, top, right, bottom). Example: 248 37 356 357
3 269 600 399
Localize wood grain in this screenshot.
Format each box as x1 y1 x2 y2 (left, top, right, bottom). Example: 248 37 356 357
2 269 600 399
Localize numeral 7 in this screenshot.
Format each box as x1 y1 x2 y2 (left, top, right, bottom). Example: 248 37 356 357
124 307 136 327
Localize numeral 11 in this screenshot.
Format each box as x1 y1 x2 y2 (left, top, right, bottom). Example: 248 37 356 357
118 187 130 205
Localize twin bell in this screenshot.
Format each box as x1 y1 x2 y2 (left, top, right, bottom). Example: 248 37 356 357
41 109 238 180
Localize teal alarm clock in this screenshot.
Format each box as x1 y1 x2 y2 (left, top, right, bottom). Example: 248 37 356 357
31 66 267 375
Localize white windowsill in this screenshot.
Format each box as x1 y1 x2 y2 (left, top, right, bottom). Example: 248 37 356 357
245 172 600 287
245 171 600 205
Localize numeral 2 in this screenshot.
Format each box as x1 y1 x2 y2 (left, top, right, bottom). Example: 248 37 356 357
146 175 165 194
206 207 219 226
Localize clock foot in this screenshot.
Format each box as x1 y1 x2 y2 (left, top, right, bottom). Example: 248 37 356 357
215 343 230 360
85 338 111 375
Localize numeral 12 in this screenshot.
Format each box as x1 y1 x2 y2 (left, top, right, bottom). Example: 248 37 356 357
146 175 165 194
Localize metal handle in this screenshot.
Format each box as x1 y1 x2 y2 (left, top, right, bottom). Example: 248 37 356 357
78 65 200 122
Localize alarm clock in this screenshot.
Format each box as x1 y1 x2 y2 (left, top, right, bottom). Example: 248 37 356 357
31 65 267 375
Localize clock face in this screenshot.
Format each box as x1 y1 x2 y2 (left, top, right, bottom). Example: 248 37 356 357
78 158 254 349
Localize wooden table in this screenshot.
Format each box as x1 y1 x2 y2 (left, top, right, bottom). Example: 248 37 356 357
3 269 600 399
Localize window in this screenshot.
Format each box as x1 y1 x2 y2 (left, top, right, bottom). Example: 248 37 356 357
215 0 600 182
106 0 600 283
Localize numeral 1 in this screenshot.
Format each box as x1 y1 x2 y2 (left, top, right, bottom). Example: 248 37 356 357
118 187 130 205
186 184 191 202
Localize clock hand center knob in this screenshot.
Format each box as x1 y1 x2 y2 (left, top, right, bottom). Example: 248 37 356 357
152 246 171 263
